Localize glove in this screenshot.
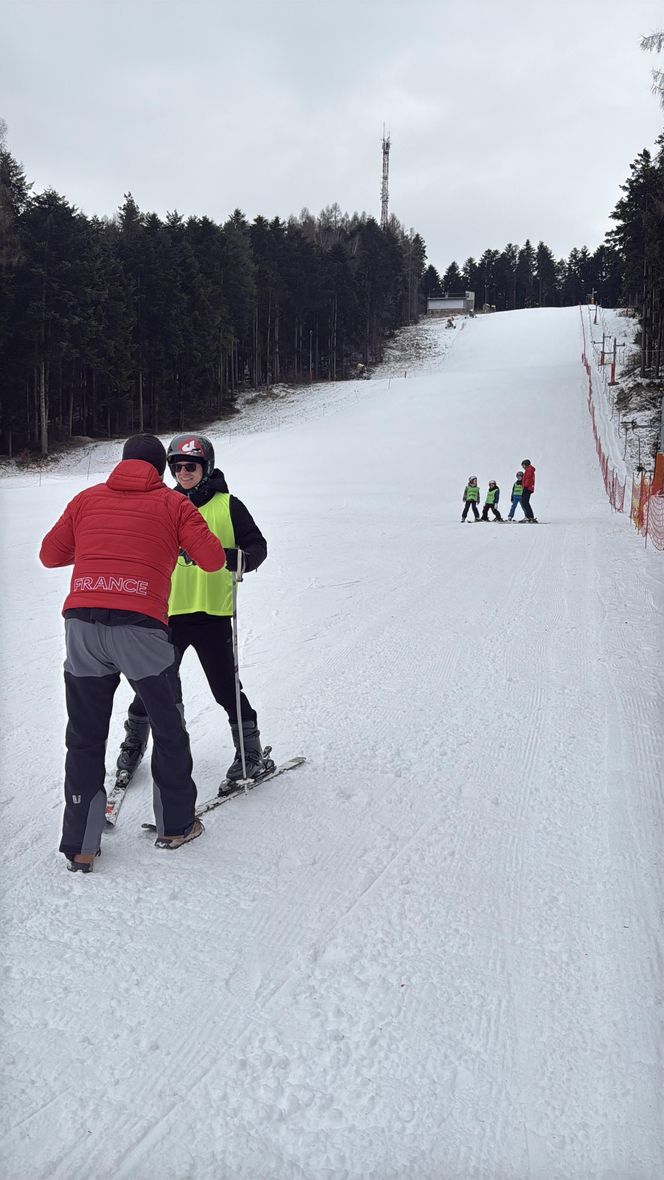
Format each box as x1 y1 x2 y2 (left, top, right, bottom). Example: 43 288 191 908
178 548 197 566
223 548 243 572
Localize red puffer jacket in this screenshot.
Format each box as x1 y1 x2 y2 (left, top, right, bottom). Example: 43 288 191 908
39 460 226 624
522 463 536 492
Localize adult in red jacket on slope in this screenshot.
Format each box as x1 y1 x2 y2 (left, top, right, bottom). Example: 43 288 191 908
39 433 226 871
520 459 537 523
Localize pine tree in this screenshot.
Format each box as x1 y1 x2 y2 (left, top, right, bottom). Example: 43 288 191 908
0 146 31 454
477 249 499 308
117 193 146 430
460 257 479 299
492 245 518 310
515 240 535 308
19 189 91 453
422 264 443 299
534 241 558 306
608 141 664 376
220 210 256 392
442 261 462 293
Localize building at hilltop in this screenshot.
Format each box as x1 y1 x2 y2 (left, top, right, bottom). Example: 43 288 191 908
427 291 475 316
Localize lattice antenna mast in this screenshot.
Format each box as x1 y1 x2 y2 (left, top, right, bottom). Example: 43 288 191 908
380 128 391 229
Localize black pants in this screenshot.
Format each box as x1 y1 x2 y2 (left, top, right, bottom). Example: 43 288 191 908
61 618 197 856
129 614 255 728
481 504 503 521
521 489 535 520
462 501 480 520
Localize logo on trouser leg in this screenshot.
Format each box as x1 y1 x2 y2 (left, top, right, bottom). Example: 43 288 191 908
72 795 82 803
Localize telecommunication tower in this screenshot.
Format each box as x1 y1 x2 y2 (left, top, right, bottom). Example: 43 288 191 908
380 129 391 229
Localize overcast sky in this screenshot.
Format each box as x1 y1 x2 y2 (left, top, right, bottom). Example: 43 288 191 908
2 0 662 272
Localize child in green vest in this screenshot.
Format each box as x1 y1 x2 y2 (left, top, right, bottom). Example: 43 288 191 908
507 471 524 521
481 480 503 521
462 476 480 522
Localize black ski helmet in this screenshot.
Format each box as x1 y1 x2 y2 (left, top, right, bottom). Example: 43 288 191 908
167 434 215 478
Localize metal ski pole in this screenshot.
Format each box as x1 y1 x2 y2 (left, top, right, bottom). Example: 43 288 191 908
231 549 249 784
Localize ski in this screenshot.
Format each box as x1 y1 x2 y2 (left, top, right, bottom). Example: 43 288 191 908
105 769 137 828
140 755 306 832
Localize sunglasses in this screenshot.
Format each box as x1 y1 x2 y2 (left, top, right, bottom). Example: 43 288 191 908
173 461 200 473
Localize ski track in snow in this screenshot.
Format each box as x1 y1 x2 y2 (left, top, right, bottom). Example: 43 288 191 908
1 309 663 1179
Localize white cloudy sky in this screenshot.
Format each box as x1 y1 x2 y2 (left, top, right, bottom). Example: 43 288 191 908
2 0 662 272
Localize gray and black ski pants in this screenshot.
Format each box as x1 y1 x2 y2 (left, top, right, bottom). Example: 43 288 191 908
60 613 197 859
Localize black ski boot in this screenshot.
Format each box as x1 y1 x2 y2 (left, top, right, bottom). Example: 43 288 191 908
220 720 273 794
66 850 101 874
116 716 150 782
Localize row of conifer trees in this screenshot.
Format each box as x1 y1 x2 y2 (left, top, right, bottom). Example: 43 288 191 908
1 132 661 456
0 149 426 456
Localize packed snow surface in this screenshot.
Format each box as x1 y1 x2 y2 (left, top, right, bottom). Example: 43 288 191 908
1 307 662 1180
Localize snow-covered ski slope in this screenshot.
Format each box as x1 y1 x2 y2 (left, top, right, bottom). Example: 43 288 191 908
1 307 662 1180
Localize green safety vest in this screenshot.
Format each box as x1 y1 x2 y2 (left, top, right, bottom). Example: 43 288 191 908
486 486 498 505
465 484 479 501
168 492 236 617
512 481 523 496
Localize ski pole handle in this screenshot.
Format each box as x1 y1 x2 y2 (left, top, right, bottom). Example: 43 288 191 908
235 548 244 583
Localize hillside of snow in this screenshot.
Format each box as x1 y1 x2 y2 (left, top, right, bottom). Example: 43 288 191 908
1 307 662 1180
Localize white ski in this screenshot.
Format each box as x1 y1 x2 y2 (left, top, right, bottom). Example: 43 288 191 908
140 756 306 831
104 770 134 828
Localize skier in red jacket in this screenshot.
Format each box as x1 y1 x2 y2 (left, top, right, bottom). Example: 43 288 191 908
520 459 538 523
39 433 226 871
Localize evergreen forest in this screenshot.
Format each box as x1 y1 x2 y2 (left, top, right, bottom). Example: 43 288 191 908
0 127 662 457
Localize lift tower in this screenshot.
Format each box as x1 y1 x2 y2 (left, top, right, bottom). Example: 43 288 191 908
380 130 391 229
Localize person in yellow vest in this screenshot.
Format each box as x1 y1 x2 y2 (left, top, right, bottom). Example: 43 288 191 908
461 476 480 522
117 434 269 789
507 471 524 521
481 480 503 521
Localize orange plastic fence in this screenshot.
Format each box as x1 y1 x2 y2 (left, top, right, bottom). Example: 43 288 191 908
581 351 626 511
631 473 664 550
645 493 664 551
580 306 663 549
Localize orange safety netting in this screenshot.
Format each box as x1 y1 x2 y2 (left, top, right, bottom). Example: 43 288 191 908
645 493 664 551
580 306 663 550
581 351 626 511
631 474 664 550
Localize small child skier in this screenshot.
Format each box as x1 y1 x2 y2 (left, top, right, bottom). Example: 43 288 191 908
507 471 524 521
481 480 503 521
462 476 480 521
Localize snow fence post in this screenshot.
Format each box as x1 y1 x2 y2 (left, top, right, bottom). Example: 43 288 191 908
608 337 618 386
